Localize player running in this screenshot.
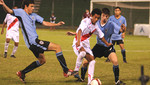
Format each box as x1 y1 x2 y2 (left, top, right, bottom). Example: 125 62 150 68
0 0 74 83
67 8 126 85
1 6 19 58
107 7 127 63
71 8 112 85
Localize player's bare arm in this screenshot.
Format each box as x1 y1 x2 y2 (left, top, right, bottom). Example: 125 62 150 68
67 31 76 36
121 24 126 38
42 21 65 27
101 37 112 47
1 22 6 34
0 0 13 14
76 29 82 47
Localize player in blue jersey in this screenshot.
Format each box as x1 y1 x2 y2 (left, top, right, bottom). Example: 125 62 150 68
0 0 75 83
108 7 127 63
67 8 126 85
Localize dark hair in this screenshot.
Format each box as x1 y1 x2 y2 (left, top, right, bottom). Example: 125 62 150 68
91 8 101 16
115 7 121 11
22 0 34 9
102 8 110 16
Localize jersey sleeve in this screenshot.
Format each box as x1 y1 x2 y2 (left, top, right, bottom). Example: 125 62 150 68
34 13 44 24
94 25 104 39
111 22 121 34
124 18 127 27
13 9 23 17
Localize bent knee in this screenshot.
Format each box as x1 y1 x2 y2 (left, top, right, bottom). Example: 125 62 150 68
39 59 46 65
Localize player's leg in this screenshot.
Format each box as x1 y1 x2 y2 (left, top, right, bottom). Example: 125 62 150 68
85 53 95 85
17 53 45 83
81 59 88 80
4 38 10 58
119 42 127 63
11 34 19 58
108 52 122 85
47 42 71 77
10 42 19 58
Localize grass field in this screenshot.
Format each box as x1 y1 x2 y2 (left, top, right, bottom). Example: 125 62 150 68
0 29 150 85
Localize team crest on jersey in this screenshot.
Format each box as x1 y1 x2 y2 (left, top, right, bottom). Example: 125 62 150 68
105 29 108 33
32 16 35 20
119 20 122 23
39 40 44 45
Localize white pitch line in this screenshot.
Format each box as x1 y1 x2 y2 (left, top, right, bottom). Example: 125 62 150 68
0 43 150 52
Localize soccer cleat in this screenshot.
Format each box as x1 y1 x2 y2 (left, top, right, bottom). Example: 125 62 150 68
64 69 73 77
4 52 7 58
74 74 84 82
10 55 16 58
16 71 26 83
105 58 110 62
123 58 127 63
115 80 126 85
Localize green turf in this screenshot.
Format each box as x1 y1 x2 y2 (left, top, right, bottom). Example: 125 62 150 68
0 29 150 85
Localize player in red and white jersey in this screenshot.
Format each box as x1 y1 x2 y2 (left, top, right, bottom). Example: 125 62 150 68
71 8 112 85
1 6 19 58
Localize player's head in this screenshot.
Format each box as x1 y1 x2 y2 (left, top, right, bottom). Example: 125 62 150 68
86 9 89 13
12 6 18 9
101 8 110 23
114 7 121 16
22 0 35 14
91 8 101 24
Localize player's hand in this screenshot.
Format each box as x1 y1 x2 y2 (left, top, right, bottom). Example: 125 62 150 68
0 0 4 5
67 31 76 36
106 43 112 47
57 21 65 26
76 41 80 47
120 24 125 33
121 33 125 38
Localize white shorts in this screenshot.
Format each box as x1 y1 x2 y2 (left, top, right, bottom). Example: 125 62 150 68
6 31 19 42
72 43 93 56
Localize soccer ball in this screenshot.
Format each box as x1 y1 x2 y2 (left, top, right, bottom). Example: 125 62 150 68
90 78 102 85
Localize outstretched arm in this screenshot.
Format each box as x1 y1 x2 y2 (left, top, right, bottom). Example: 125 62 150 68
67 31 76 36
1 22 6 35
42 21 65 27
0 0 13 14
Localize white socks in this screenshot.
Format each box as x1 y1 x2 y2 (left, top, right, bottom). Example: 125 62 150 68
4 42 9 52
11 46 18 55
74 51 86 71
88 60 96 85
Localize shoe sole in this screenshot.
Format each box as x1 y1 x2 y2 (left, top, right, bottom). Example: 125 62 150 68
16 72 26 84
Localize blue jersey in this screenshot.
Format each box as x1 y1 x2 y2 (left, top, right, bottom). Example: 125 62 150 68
109 15 127 40
13 8 44 48
96 20 121 47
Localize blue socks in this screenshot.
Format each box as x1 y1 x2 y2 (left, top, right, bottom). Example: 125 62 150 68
113 65 119 82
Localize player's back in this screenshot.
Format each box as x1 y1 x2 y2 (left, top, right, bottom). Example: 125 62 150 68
5 14 19 32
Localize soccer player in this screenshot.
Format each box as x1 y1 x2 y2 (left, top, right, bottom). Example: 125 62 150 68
67 8 126 85
1 6 19 58
108 7 127 63
0 0 74 83
71 8 112 85
50 13 56 30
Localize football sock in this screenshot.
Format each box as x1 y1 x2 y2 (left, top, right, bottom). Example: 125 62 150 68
81 66 87 80
4 42 9 52
88 60 96 85
113 65 119 82
22 61 41 74
56 52 68 73
74 51 86 71
11 46 18 55
121 49 126 60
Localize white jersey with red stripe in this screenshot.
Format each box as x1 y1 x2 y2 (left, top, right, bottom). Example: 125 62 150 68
72 18 104 55
4 14 19 34
72 18 104 56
